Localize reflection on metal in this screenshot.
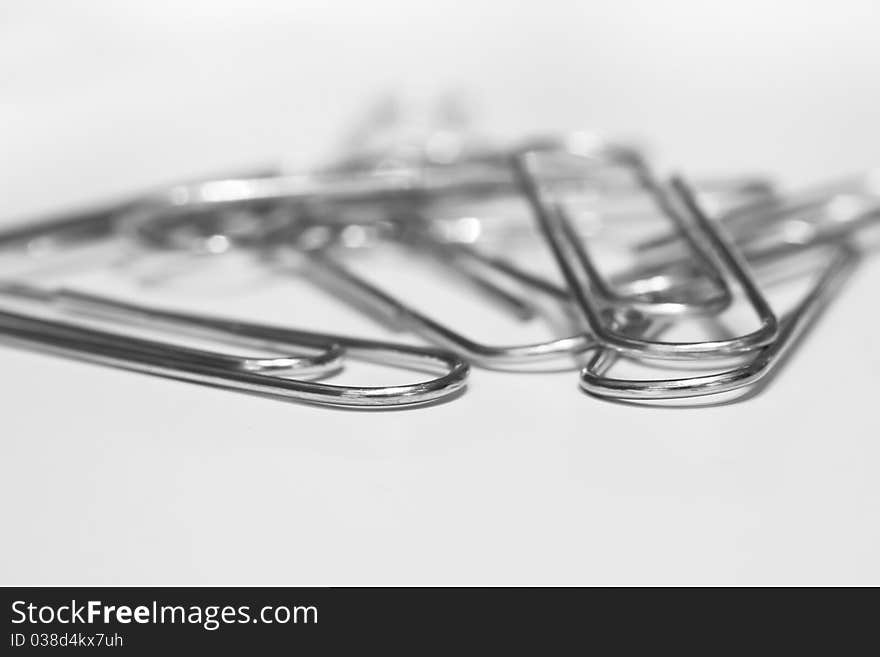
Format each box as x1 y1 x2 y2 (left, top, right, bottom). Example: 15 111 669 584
0 103 874 407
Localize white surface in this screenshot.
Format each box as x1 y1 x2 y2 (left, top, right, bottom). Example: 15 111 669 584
1 0 879 585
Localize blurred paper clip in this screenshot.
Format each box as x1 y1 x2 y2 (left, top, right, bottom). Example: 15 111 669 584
0 99 874 408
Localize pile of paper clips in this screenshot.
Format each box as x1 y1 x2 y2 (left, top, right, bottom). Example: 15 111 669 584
0 115 877 408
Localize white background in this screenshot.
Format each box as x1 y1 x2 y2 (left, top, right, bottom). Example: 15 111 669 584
1 0 879 584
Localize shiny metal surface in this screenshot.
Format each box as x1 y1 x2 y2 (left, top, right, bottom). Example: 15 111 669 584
579 243 858 399
0 295 470 408
515 151 779 360
0 126 874 406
